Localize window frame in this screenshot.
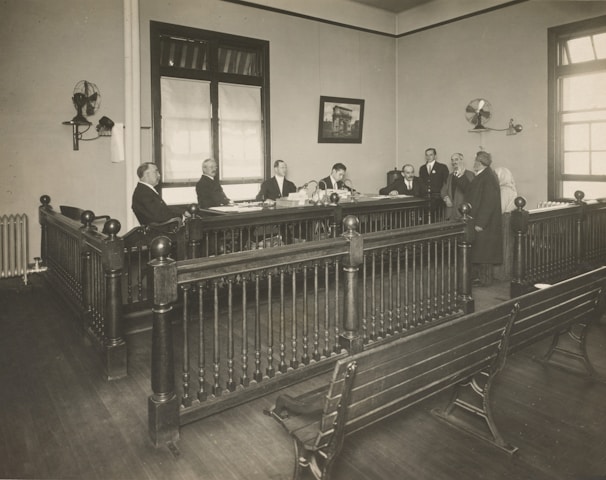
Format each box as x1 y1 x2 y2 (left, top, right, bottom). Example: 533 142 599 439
548 15 606 200
150 21 271 200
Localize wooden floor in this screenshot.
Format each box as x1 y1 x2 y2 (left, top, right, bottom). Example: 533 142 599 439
1 274 605 480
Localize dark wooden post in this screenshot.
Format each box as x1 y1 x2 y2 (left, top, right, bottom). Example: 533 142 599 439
102 219 127 380
148 236 180 447
80 212 94 334
510 197 529 298
185 204 200 259
39 195 51 262
339 215 364 354
457 204 475 313
574 190 587 271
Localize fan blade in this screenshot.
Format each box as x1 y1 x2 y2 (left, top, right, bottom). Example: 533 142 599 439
87 92 98 102
466 104 478 114
477 99 485 111
479 110 491 119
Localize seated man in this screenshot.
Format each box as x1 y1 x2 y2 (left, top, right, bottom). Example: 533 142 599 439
379 164 422 196
319 162 352 191
256 159 297 201
131 162 182 225
196 158 231 209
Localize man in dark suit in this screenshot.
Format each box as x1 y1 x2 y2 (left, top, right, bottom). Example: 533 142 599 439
256 159 297 201
456 150 502 286
131 162 182 225
379 164 422 196
419 147 450 220
441 153 475 220
319 162 352 191
418 147 450 199
196 158 231 209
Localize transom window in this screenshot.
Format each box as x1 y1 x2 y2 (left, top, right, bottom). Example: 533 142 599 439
150 22 270 204
549 16 606 200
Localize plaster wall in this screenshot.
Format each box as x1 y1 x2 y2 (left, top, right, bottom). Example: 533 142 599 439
396 0 606 210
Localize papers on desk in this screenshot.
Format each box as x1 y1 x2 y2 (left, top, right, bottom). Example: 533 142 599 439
371 194 414 199
210 203 263 213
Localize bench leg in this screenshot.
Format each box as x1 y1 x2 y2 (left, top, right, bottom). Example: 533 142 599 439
432 370 518 455
540 322 603 381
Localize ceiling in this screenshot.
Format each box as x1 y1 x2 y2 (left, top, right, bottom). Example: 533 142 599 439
346 0 434 13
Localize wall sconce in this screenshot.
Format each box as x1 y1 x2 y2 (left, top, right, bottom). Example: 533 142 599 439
96 116 115 136
505 118 524 135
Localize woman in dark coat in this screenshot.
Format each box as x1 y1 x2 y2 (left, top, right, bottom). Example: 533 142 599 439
455 151 502 286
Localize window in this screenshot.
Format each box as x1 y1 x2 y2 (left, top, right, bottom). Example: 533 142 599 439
150 22 270 204
548 16 606 200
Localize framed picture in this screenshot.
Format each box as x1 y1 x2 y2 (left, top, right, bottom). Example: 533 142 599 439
318 96 365 144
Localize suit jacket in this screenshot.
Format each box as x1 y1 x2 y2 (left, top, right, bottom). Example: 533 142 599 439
463 167 503 264
196 175 230 209
131 183 180 225
256 176 297 201
318 176 352 191
379 176 422 196
418 161 449 198
441 170 475 219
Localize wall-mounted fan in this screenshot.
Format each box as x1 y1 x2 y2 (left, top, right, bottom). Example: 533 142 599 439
70 80 101 125
465 98 491 131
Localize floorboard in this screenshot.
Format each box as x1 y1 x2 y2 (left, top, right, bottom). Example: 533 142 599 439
1 275 605 480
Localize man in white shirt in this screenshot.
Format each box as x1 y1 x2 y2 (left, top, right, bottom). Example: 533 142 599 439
319 163 352 191
256 159 297 201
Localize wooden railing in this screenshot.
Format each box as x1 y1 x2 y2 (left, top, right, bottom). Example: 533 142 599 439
146 213 473 446
39 195 126 380
510 192 606 296
91 196 439 314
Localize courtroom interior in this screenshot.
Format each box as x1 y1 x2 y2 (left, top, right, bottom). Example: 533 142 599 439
2 1 606 479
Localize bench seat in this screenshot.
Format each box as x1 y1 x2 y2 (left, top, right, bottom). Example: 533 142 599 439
266 266 606 480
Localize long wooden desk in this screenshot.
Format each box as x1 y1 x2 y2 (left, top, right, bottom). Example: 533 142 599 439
185 194 437 257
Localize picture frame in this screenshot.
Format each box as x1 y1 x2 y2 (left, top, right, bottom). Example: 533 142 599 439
318 96 365 144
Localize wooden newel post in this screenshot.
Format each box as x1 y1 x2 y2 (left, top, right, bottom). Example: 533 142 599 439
185 204 201 260
39 195 51 263
457 204 475 313
80 211 96 334
510 197 529 298
148 236 179 447
339 215 364 354
574 190 586 271
102 219 127 380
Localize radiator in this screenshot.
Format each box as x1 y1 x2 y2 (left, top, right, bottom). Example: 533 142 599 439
0 213 30 283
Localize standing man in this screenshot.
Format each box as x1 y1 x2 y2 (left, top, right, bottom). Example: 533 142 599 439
379 164 422 196
196 158 231 209
441 153 475 220
458 150 502 286
131 162 182 225
419 147 450 220
319 163 352 191
418 147 450 200
256 159 297 201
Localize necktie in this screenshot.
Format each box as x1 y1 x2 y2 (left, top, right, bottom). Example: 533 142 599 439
407 181 412 190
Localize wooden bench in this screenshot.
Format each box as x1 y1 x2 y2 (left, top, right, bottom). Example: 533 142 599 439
265 266 606 480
